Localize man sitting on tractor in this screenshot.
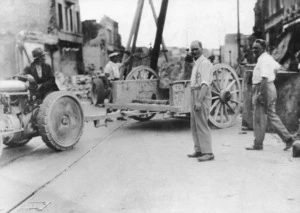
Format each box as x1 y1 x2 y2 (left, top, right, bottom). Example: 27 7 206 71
23 47 59 100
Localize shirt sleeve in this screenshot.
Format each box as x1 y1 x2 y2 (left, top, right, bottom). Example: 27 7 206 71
104 64 111 75
260 58 280 78
198 60 212 86
260 60 271 78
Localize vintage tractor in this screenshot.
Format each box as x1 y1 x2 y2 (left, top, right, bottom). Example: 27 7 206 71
0 74 84 151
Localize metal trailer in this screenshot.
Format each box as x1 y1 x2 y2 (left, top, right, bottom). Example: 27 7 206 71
86 63 242 129
0 63 242 157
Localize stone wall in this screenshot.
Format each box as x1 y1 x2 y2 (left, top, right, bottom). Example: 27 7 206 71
242 69 300 132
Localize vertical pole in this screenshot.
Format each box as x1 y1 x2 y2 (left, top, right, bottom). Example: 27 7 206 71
237 0 241 66
150 0 169 72
127 0 145 73
148 0 169 62
125 0 145 52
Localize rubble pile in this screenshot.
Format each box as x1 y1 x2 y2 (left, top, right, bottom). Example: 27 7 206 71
55 72 92 99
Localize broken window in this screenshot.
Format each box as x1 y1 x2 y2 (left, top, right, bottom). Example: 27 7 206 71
58 3 63 29
70 9 73 32
65 7 69 31
76 11 80 33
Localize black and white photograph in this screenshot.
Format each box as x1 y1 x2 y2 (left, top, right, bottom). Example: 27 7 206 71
0 0 300 212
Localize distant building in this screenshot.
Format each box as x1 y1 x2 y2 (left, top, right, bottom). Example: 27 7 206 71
0 0 84 79
82 16 122 70
220 33 251 68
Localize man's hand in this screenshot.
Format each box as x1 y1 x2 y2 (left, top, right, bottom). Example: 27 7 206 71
37 84 42 90
257 93 268 112
194 104 201 111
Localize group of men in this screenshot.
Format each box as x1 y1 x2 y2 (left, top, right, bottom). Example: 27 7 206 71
186 39 295 162
25 38 296 162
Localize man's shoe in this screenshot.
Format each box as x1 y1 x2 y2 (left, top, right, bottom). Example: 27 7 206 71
284 138 294 151
245 145 263 150
198 154 214 162
117 117 127 121
187 152 202 158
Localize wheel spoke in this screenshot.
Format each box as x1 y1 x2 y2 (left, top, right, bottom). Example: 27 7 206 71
212 80 220 92
224 104 229 121
230 90 239 94
214 102 221 120
210 99 220 112
220 103 224 123
229 99 239 104
225 80 236 91
211 89 220 95
225 102 235 114
212 96 219 100
222 71 230 89
214 71 222 90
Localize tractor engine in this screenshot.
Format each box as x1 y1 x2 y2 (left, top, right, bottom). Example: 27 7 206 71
0 74 85 152
0 75 39 147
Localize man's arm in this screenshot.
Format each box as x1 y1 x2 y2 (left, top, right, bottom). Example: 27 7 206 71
39 64 56 90
194 61 212 111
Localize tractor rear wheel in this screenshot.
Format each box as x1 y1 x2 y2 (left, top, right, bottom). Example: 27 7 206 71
37 91 84 151
90 78 105 105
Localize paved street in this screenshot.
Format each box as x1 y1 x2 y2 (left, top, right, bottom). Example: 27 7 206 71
0 103 300 213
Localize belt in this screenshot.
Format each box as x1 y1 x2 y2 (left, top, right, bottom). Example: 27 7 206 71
252 81 273 86
191 86 201 91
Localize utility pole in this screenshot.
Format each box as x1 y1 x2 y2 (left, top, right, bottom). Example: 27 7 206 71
150 0 169 72
237 0 241 66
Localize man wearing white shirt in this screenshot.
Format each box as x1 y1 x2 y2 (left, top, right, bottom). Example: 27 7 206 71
186 41 214 162
246 39 294 151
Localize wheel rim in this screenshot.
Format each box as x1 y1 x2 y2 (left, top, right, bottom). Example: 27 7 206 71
126 66 158 80
91 82 97 103
48 96 84 147
209 64 242 128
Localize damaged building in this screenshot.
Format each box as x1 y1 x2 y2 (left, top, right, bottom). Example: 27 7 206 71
253 0 300 67
0 0 84 80
82 16 122 71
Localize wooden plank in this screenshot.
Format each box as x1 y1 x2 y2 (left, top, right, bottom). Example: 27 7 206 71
106 102 184 113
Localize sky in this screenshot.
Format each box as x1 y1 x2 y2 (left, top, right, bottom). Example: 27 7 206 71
79 0 257 49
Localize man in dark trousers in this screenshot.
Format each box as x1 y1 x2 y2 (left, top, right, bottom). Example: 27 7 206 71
23 47 59 100
246 39 294 151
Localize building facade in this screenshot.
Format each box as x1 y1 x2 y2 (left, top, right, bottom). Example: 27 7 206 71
82 16 122 71
0 0 83 79
254 0 300 65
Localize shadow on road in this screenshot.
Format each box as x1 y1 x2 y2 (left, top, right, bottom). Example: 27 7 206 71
126 117 191 132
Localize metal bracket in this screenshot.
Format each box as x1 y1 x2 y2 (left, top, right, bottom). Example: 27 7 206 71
20 201 51 211
93 119 107 128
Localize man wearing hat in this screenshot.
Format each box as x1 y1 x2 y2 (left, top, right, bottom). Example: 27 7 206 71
104 51 132 81
23 47 59 100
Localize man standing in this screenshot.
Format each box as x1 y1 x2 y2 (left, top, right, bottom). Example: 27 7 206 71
187 40 214 162
104 52 122 81
246 39 294 151
23 47 59 100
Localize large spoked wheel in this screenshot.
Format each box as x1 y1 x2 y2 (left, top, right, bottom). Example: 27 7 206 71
125 65 159 80
90 78 105 105
209 63 242 128
37 91 84 151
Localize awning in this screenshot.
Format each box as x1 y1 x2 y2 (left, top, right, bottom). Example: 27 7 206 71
272 32 292 62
